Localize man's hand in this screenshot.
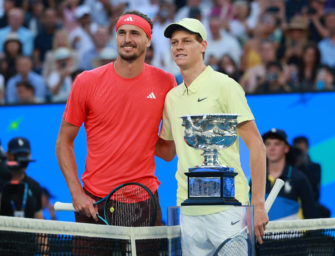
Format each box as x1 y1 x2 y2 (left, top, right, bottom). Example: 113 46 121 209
253 203 269 244
72 190 98 221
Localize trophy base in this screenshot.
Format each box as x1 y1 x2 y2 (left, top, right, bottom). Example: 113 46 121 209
181 197 241 206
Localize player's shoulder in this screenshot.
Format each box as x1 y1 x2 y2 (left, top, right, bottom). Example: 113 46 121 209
166 82 184 97
24 176 42 190
209 69 244 93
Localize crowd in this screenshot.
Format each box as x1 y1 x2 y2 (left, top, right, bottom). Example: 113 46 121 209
0 0 335 105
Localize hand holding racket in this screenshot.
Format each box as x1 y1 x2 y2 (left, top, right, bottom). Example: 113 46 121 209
212 178 285 256
55 182 158 227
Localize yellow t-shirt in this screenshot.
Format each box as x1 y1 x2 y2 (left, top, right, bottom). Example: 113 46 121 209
160 66 254 215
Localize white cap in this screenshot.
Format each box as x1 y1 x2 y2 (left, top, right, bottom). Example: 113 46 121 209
74 5 90 19
164 18 207 41
98 48 117 60
54 47 72 60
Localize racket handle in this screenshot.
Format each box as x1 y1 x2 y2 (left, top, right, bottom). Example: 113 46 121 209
265 178 284 212
54 202 75 211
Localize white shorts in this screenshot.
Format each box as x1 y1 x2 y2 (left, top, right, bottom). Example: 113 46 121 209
181 207 249 256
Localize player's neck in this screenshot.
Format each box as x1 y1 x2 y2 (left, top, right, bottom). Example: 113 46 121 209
268 158 286 179
181 63 207 88
114 56 145 79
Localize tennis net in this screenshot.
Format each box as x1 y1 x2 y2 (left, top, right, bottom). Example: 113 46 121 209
0 215 181 255
258 217 335 256
0 216 334 255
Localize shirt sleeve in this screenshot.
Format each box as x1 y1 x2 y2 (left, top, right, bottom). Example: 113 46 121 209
63 71 90 127
223 77 254 124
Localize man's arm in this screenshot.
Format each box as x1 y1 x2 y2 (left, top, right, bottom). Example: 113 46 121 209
55 119 98 220
238 120 268 244
155 137 176 162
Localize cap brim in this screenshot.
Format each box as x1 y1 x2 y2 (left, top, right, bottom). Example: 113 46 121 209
9 148 31 155
164 24 195 38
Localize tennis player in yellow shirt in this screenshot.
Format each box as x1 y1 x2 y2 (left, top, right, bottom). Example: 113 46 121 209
156 18 268 255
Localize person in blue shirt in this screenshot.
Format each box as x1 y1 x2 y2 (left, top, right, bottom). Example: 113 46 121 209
6 56 48 103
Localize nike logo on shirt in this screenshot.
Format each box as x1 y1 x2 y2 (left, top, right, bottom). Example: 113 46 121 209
197 97 207 102
231 220 240 225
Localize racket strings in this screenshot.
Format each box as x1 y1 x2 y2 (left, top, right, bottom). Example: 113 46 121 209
215 232 248 256
105 185 156 227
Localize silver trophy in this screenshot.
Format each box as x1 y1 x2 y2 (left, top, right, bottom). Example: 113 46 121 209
181 113 241 205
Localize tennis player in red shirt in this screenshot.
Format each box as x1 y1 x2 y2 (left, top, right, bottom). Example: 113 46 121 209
56 10 176 225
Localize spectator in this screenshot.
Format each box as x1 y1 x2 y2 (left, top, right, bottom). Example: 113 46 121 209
175 0 209 22
26 0 44 36
69 5 96 66
285 55 301 90
0 33 23 82
217 54 242 81
294 43 321 91
42 29 78 80
240 39 277 93
305 0 328 43
0 137 43 219
33 8 61 72
318 9 335 70
0 8 34 56
41 187 57 220
209 0 234 31
46 47 73 102
6 56 47 103
60 0 81 32
239 11 281 73
292 136 321 201
92 47 117 68
280 16 309 63
151 1 175 71
16 80 43 104
257 11 282 45
79 26 111 70
83 0 114 27
314 64 335 91
228 0 253 44
205 14 242 67
261 128 319 220
255 61 291 93
292 136 331 217
0 0 15 28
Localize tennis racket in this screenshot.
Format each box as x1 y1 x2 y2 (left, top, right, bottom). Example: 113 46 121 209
212 178 285 256
55 182 158 227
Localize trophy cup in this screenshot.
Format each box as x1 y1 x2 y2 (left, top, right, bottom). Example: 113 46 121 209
180 113 241 206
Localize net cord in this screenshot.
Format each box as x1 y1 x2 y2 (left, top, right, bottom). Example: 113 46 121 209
0 216 181 240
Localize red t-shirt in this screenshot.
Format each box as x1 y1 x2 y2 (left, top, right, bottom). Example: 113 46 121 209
63 63 176 197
